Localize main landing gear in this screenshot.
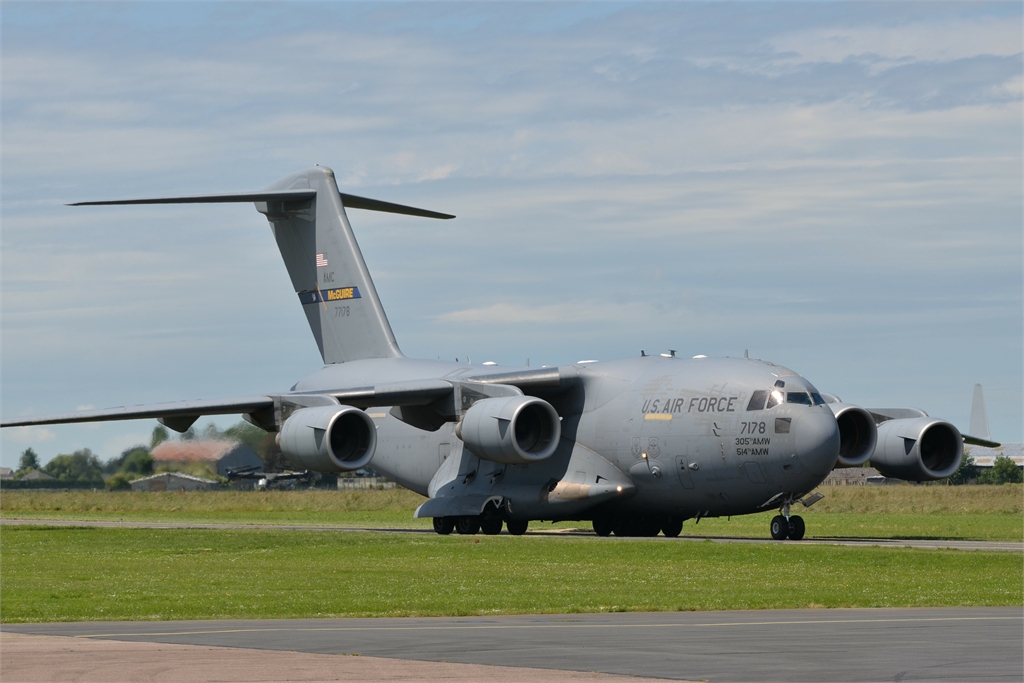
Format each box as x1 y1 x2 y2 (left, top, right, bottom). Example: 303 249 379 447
431 515 528 536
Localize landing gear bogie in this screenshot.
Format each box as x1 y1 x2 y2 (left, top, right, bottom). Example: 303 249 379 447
433 517 454 535
454 515 480 535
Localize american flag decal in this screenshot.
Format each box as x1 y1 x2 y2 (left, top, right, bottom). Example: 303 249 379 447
316 253 328 267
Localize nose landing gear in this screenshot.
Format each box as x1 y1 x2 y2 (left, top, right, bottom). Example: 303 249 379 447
769 496 806 541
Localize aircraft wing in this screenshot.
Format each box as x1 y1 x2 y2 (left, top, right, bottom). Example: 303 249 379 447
1 396 275 433
1 369 580 435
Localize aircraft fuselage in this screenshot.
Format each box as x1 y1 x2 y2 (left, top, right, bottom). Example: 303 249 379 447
293 355 840 523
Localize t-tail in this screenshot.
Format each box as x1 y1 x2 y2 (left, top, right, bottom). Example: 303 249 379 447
71 166 454 364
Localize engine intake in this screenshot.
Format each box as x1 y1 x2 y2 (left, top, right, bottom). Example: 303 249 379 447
279 405 376 473
456 396 561 464
828 403 877 468
871 417 962 481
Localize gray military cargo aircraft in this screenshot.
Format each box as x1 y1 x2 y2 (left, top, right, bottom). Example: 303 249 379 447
2 166 998 540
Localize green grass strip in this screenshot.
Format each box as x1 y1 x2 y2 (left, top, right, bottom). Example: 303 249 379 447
2 527 1020 623
3 487 1021 540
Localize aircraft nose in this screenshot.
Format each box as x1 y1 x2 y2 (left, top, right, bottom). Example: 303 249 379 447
794 409 840 476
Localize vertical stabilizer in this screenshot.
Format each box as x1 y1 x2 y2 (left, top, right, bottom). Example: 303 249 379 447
257 167 402 364
969 383 991 441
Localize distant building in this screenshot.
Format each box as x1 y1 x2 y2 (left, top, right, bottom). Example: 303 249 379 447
0 467 13 480
821 467 883 486
151 440 262 477
966 443 1024 469
129 472 219 492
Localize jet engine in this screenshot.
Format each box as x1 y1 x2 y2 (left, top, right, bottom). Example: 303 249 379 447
828 403 877 467
870 417 962 481
278 405 376 473
456 396 561 465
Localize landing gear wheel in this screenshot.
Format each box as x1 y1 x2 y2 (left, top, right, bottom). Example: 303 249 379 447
788 515 805 541
433 517 454 535
480 517 503 535
506 519 528 536
592 517 613 537
455 516 480 535
640 519 661 537
661 519 683 538
770 515 789 540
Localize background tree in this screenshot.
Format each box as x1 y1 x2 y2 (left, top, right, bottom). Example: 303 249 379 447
17 447 40 472
977 456 1023 485
257 430 296 472
43 449 103 483
121 448 154 476
150 425 169 449
946 453 978 485
223 421 267 451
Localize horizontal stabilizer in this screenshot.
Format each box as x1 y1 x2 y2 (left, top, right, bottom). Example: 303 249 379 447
68 190 316 206
340 193 454 219
70 190 453 219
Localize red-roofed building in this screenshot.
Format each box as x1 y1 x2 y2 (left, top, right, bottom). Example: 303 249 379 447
151 440 262 477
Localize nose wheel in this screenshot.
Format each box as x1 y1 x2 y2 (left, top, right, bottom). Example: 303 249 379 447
769 496 806 540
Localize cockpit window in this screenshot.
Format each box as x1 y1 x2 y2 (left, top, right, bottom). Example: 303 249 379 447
746 390 767 411
787 392 813 405
765 389 783 409
810 392 825 406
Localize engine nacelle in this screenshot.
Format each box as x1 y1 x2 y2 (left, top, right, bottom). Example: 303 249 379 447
456 396 561 465
828 403 877 467
871 417 962 481
279 405 376 473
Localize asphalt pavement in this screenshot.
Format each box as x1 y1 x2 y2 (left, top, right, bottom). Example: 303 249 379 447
5 608 1021 682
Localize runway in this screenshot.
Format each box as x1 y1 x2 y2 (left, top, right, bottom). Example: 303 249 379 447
2 518 1020 551
4 608 1021 682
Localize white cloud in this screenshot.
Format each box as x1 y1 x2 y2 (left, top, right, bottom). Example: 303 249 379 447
770 17 1022 72
6 427 57 444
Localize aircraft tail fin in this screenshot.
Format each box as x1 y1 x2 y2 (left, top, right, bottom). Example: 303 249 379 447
72 166 453 364
969 383 991 441
257 166 448 364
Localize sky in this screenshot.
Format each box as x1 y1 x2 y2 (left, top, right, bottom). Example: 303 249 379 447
2 1 1021 468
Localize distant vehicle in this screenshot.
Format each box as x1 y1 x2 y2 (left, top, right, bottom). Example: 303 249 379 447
224 465 315 491
2 166 998 540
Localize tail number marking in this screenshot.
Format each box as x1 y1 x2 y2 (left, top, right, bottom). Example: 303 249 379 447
334 306 350 318
739 421 766 435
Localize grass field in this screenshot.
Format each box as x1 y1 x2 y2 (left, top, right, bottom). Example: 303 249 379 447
2 485 1021 541
1 526 1020 623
